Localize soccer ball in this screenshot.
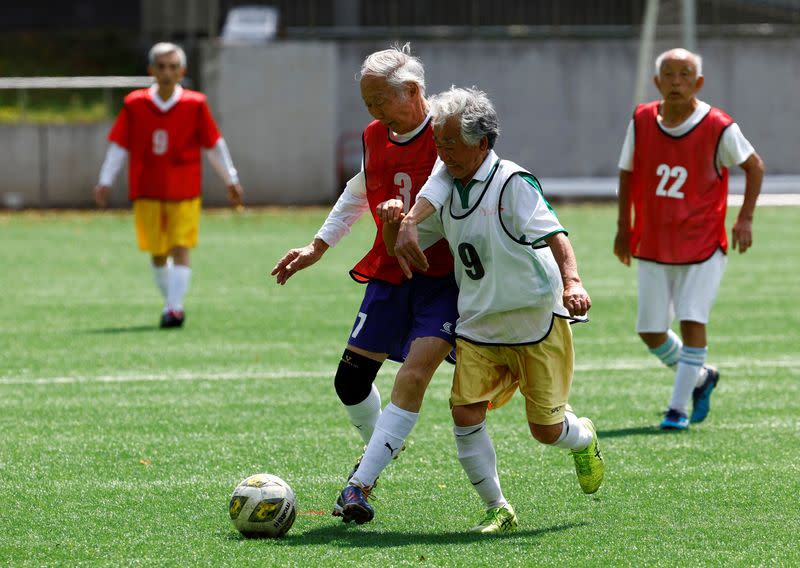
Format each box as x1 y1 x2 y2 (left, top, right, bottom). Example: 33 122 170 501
228 473 296 538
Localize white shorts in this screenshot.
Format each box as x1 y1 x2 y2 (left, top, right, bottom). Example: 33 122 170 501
636 249 727 332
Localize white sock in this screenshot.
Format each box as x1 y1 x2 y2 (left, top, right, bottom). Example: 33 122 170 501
344 384 381 444
166 265 191 312
151 265 169 304
453 421 507 509
648 329 682 368
669 346 707 414
350 402 417 488
553 411 594 451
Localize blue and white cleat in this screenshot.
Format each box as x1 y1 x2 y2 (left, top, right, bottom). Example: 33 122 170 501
339 484 374 525
691 365 720 423
332 452 364 517
660 408 689 430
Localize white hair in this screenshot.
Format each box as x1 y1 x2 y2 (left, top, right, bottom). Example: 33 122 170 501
655 48 703 76
428 86 500 149
360 42 425 96
148 42 187 68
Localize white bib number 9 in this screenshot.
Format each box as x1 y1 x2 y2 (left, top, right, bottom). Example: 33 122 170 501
152 129 169 156
655 163 687 199
394 172 412 213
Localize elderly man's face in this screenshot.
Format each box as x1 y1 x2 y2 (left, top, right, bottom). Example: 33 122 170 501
433 116 489 184
148 51 185 88
360 74 416 133
655 54 703 104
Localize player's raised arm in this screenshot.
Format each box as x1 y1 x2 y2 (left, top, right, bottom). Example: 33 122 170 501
271 171 370 285
731 151 765 254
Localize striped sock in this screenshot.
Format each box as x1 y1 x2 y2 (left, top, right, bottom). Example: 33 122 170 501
669 346 707 414
649 329 682 368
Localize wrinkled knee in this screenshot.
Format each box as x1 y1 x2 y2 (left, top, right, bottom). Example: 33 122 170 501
393 366 430 399
452 402 487 427
529 422 563 445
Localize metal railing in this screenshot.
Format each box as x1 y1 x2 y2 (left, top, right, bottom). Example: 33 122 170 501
0 76 152 119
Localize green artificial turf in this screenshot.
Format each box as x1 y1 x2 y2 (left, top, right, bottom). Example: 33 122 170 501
1 204 798 567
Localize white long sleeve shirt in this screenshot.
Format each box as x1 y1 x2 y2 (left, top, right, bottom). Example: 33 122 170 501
97 85 239 188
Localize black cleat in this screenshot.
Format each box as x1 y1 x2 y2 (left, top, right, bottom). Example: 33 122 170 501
159 309 185 329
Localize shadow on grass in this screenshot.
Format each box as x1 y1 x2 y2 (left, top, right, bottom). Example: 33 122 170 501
598 426 665 438
226 521 585 547
82 325 157 334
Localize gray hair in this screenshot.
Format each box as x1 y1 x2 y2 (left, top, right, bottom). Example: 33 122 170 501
360 42 425 96
148 42 187 68
655 48 703 76
428 86 500 149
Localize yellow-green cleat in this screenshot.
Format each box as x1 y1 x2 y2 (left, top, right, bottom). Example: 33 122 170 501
570 417 604 494
469 504 519 534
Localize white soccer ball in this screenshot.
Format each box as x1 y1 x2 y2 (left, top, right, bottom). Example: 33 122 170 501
228 473 297 538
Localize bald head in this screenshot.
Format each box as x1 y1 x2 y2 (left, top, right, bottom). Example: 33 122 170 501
655 48 703 77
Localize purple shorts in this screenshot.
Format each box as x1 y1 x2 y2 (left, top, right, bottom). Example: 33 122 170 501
347 273 459 364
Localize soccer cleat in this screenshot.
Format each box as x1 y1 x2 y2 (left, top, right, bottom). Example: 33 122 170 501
159 309 185 328
570 417 605 494
469 504 519 534
339 484 374 525
691 365 720 423
332 452 366 517
660 408 689 430
331 443 405 517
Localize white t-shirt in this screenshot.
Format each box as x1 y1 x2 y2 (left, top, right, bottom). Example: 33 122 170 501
418 150 570 344
618 101 755 172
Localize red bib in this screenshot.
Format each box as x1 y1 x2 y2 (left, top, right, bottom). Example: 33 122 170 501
350 119 453 284
629 101 733 264
109 88 221 201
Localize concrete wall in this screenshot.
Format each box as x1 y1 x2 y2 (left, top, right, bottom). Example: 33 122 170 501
201 42 338 205
0 122 131 209
335 37 800 180
2 36 798 208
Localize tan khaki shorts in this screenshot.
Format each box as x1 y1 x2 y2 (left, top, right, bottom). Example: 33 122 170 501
133 198 201 256
451 317 574 425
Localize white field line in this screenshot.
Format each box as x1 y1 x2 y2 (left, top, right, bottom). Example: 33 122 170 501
2 357 799 386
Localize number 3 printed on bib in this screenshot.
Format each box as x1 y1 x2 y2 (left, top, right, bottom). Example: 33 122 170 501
394 172 412 213
655 163 687 199
152 129 169 156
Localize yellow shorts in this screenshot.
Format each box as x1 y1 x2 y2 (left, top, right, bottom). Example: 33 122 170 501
133 198 201 256
451 317 574 425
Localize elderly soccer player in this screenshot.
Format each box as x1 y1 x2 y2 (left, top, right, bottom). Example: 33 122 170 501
384 86 605 533
271 44 460 525
613 48 764 430
95 42 243 328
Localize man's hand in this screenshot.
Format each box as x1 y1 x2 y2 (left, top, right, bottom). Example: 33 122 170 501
228 183 244 209
393 198 436 278
94 185 111 208
271 239 328 285
731 216 753 254
375 198 405 225
613 229 631 266
395 217 428 278
563 283 592 317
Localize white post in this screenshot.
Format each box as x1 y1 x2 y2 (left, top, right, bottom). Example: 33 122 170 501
682 0 697 52
633 0 660 107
